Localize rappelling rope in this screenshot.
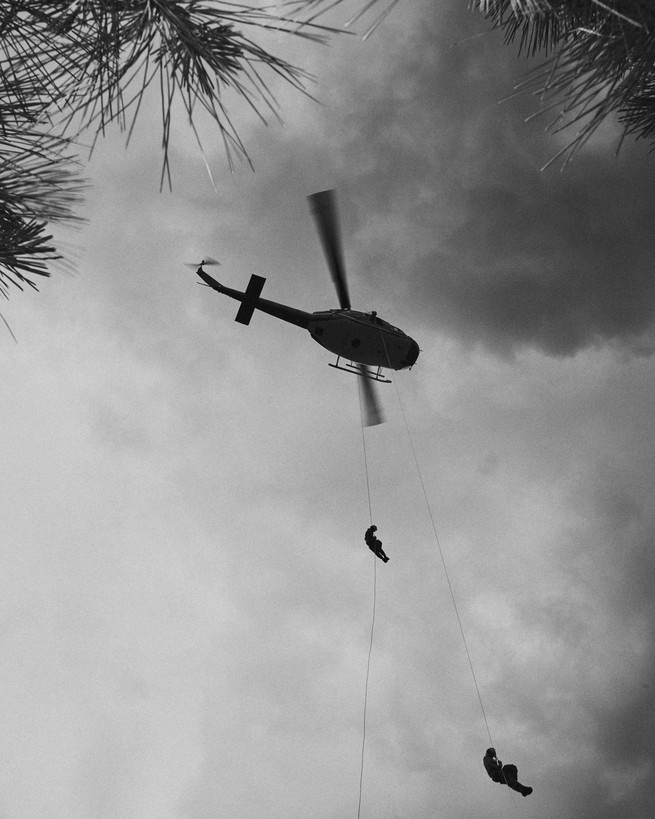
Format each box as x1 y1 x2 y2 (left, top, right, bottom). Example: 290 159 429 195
358 377 374 527
357 557 376 819
375 333 496 746
356 378 377 819
391 376 495 746
355 333 520 814
389 369 521 816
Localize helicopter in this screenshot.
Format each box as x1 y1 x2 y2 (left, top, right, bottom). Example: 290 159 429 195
193 190 419 426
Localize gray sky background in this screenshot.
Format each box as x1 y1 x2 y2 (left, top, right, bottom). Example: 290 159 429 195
1 2 654 817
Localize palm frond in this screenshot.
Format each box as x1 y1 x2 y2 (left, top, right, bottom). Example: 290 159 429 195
0 215 58 296
285 0 401 38
3 2 335 173
0 1 349 298
473 1 655 165
0 132 86 291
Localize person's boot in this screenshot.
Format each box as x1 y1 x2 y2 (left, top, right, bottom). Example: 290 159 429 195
521 786 533 797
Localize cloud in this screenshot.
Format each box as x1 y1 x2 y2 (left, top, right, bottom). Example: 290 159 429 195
5 5 655 818
288 1 655 357
411 152 655 356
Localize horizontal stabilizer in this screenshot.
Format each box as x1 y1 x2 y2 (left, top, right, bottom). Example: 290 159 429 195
235 274 266 325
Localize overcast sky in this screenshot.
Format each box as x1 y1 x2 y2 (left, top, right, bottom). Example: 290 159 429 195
1 2 654 817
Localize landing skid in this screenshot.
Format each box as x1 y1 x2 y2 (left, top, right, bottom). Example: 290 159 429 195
328 356 392 383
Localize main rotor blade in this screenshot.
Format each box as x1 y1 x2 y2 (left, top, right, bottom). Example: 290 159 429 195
307 190 351 310
359 367 384 427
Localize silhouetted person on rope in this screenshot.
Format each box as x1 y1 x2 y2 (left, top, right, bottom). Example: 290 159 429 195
364 525 389 562
483 748 533 797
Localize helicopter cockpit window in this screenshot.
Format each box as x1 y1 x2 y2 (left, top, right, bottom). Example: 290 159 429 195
369 314 402 334
345 310 406 336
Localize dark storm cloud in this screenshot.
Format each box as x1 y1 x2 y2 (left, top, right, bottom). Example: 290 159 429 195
319 2 655 356
25 9 652 816
417 158 655 356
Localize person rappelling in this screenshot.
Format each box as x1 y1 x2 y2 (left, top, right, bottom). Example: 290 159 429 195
364 525 389 562
483 748 533 797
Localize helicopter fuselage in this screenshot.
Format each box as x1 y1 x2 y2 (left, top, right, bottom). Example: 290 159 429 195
307 309 419 370
197 269 419 371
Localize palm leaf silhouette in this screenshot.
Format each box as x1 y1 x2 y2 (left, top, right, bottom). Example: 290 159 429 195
474 1 655 167
0 1 336 295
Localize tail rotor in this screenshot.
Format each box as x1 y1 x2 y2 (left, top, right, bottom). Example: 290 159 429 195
185 256 220 269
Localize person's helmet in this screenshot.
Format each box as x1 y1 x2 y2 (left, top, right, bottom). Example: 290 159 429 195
486 748 496 756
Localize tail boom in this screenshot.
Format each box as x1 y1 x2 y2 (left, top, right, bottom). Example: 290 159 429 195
197 269 313 329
